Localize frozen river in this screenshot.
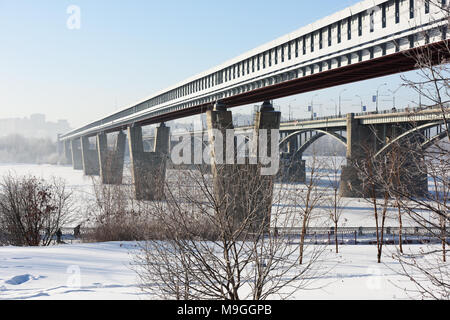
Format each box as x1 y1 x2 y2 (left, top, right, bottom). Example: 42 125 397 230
0 161 430 229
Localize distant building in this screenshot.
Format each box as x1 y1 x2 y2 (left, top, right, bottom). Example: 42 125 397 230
0 114 72 141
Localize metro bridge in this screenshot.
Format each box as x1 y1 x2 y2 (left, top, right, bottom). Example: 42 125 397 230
58 0 450 205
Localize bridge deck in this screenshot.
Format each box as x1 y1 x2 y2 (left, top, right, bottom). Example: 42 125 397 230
60 0 450 141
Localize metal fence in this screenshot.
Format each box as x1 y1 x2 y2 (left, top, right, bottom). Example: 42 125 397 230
50 226 450 246
272 226 450 245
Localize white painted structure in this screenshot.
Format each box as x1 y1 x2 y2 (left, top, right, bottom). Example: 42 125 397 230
61 0 449 140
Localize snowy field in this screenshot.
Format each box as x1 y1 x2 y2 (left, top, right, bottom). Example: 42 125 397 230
0 162 445 300
0 241 432 300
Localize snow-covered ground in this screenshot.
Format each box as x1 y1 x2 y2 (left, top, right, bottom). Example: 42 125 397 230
0 241 433 300
0 163 445 300
0 242 142 300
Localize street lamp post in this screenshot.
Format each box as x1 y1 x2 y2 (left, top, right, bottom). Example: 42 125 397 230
419 83 423 108
376 83 388 113
355 95 363 112
388 85 403 110
330 99 338 116
310 94 319 120
288 98 296 121
339 89 347 117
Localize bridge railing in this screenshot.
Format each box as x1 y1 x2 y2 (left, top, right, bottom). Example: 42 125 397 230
279 104 449 126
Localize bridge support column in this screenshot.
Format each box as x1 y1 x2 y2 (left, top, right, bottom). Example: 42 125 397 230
128 123 170 201
71 138 83 170
340 113 372 198
81 136 100 176
206 101 280 232
56 134 63 164
393 131 428 197
63 140 73 165
372 124 428 197
402 153 428 197
189 133 209 172
280 153 306 183
279 135 306 183
97 132 126 185
253 101 281 229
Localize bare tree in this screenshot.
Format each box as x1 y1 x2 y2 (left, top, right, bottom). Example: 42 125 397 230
293 155 326 265
85 174 155 242
359 2 450 296
0 173 73 246
132 163 329 300
390 143 407 254
355 144 392 264
325 155 348 253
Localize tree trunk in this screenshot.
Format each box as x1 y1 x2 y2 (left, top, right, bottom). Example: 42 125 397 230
397 201 403 254
442 217 447 263
334 221 339 254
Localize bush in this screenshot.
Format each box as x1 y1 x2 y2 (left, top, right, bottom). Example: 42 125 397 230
85 176 222 243
0 174 73 246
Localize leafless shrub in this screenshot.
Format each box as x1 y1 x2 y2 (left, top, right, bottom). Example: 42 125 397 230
357 5 450 296
132 163 330 300
291 155 327 265
325 155 348 253
0 173 73 246
84 177 150 242
354 138 402 263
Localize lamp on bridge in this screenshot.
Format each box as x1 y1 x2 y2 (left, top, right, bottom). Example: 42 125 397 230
355 95 364 113
388 85 403 110
310 93 319 120
288 98 296 121
338 89 347 117
330 99 338 116
376 83 388 113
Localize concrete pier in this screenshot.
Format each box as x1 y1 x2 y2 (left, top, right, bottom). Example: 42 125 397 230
63 140 73 166
339 113 372 198
391 131 428 197
97 131 126 185
279 152 306 183
71 138 83 171
252 101 281 229
278 134 306 183
128 123 170 201
206 101 280 232
81 136 100 176
340 115 429 198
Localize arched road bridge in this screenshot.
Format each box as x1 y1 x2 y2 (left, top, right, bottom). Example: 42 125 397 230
58 0 450 206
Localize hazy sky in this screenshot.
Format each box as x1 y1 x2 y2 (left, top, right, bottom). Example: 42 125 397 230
0 0 423 129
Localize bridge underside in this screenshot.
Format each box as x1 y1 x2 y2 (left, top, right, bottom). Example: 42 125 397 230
91 40 450 136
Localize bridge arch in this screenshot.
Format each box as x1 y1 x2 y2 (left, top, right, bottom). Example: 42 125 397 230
374 121 446 158
421 131 449 150
279 129 347 151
